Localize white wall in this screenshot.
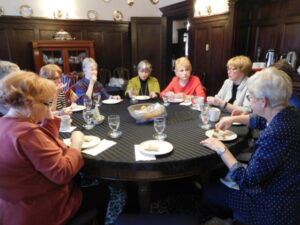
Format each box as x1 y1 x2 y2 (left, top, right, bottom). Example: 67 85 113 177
0 0 185 21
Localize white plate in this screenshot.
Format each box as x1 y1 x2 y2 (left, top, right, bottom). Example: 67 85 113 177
139 140 173 155
232 122 243 126
205 129 237 141
135 95 150 100
71 105 86 112
102 99 122 104
168 98 184 103
64 135 100 149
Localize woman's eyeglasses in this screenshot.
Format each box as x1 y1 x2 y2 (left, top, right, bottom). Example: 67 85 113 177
227 67 238 72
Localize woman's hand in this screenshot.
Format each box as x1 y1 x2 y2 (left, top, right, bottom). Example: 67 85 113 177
70 131 84 151
207 96 225 107
110 95 121 100
200 137 226 154
215 116 234 130
56 83 67 92
149 92 157 98
69 90 78 103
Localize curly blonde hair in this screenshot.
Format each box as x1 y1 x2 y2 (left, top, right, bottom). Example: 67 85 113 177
0 71 56 107
227 55 252 74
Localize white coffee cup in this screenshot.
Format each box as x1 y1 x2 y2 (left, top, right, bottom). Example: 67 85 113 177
60 115 72 131
209 107 221 122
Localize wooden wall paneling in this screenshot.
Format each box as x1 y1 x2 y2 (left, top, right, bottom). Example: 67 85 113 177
131 17 167 87
0 29 11 61
283 0 300 17
257 0 281 21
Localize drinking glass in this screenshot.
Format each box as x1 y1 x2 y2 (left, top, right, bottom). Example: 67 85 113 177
83 98 93 111
199 110 210 130
82 109 94 130
93 92 101 106
153 117 167 140
108 115 122 138
129 87 138 104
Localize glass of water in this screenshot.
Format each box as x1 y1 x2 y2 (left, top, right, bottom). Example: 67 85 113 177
108 115 122 138
153 117 167 140
93 92 101 106
83 109 94 130
83 98 93 111
199 110 210 130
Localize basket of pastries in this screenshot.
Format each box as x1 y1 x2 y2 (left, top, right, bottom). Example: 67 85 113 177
127 103 167 123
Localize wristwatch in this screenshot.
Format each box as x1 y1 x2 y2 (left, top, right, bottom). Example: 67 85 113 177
218 147 227 156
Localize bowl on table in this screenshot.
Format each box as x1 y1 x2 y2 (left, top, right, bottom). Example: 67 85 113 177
127 103 166 123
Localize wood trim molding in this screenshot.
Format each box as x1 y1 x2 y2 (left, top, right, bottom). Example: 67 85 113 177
159 0 193 19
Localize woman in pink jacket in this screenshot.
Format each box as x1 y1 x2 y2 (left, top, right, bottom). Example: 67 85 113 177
0 71 108 225
160 57 206 99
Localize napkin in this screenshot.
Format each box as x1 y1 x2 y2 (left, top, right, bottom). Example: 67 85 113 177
179 102 192 106
60 126 77 133
83 139 116 156
134 145 156 161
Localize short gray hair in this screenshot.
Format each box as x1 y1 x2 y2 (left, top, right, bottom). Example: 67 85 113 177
247 67 292 108
0 61 20 79
137 60 152 73
82 58 98 72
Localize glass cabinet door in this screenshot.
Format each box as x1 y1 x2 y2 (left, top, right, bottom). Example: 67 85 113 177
68 50 87 73
41 50 64 68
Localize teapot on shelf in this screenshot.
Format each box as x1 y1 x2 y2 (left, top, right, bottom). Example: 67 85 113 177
265 49 277 67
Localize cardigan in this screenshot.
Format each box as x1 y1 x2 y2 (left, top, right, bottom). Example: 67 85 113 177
0 117 84 225
125 76 160 96
160 75 206 98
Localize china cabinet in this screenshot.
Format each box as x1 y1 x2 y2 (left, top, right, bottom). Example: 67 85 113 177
32 40 95 74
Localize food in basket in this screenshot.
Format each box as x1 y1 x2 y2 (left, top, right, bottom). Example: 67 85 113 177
128 103 166 122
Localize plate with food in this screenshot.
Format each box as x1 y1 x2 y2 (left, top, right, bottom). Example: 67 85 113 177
64 135 101 149
135 95 150 100
139 140 173 155
102 99 122 104
168 98 184 103
69 103 86 112
232 122 243 126
205 129 237 141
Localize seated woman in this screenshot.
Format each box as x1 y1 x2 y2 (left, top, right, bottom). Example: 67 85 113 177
271 60 300 109
201 67 300 225
207 55 252 113
0 60 20 116
160 57 206 99
125 60 160 98
40 64 78 113
0 71 108 225
75 58 120 104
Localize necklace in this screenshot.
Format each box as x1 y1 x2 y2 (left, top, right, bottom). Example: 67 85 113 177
140 79 148 95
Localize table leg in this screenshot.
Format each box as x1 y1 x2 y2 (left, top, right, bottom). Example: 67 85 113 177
138 182 151 213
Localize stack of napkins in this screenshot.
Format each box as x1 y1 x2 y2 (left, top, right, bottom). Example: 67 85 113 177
83 139 116 156
134 145 156 161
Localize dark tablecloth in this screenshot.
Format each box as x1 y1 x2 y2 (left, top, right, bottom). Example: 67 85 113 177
60 100 249 179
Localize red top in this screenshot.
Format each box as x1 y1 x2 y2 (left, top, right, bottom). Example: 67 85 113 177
0 117 84 225
160 75 206 98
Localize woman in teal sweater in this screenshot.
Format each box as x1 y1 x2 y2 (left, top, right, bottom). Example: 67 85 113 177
125 60 160 99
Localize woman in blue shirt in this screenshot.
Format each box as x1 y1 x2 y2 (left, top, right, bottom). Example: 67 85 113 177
201 67 300 225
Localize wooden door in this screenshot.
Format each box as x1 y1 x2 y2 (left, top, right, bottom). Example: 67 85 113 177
131 17 167 88
190 15 230 96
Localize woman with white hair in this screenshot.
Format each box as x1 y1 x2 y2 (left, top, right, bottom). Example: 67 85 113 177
125 59 160 98
75 58 120 104
200 67 300 225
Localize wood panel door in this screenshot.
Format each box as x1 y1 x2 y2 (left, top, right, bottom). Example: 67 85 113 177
190 15 229 96
131 17 167 88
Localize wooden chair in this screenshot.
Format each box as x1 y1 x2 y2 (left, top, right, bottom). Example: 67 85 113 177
99 68 112 85
113 67 130 81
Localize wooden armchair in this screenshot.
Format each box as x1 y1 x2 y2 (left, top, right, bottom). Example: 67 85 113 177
113 67 130 80
99 68 112 85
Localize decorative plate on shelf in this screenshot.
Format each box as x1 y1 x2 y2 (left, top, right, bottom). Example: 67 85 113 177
113 10 124 22
19 5 33 18
103 0 112 2
150 0 160 4
87 10 98 21
0 7 4 16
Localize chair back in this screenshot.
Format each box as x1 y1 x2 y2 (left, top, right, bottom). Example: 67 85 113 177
99 68 112 85
113 67 130 81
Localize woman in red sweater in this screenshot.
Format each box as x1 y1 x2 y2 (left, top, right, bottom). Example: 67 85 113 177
0 71 108 225
160 57 206 99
